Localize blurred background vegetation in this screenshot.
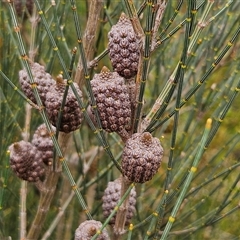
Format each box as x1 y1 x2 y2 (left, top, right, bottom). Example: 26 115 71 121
0 0 240 239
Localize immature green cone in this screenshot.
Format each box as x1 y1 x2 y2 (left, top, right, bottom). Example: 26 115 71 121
13 0 34 18
102 178 136 225
75 220 110 240
9 140 45 182
122 132 163 183
45 77 83 133
108 13 140 79
32 123 55 165
90 66 131 137
19 62 55 105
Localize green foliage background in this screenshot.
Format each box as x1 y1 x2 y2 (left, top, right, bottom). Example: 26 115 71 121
0 1 240 239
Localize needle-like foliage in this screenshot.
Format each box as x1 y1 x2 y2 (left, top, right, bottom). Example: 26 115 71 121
0 1 239 240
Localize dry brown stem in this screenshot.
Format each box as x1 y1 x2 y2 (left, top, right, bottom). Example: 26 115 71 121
26 171 61 240
41 146 103 239
114 176 132 237
74 0 104 87
19 103 32 239
129 12 145 132
26 132 70 240
151 0 167 51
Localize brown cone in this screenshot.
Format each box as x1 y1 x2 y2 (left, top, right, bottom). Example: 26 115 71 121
75 220 110 240
108 13 140 79
90 67 132 136
13 0 34 18
122 132 164 183
19 62 55 105
45 78 83 133
9 140 45 182
32 123 55 165
102 178 136 225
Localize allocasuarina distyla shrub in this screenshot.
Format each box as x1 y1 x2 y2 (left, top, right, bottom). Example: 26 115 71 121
0 1 240 239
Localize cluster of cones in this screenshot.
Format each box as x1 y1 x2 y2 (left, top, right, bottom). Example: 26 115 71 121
8 11 164 239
